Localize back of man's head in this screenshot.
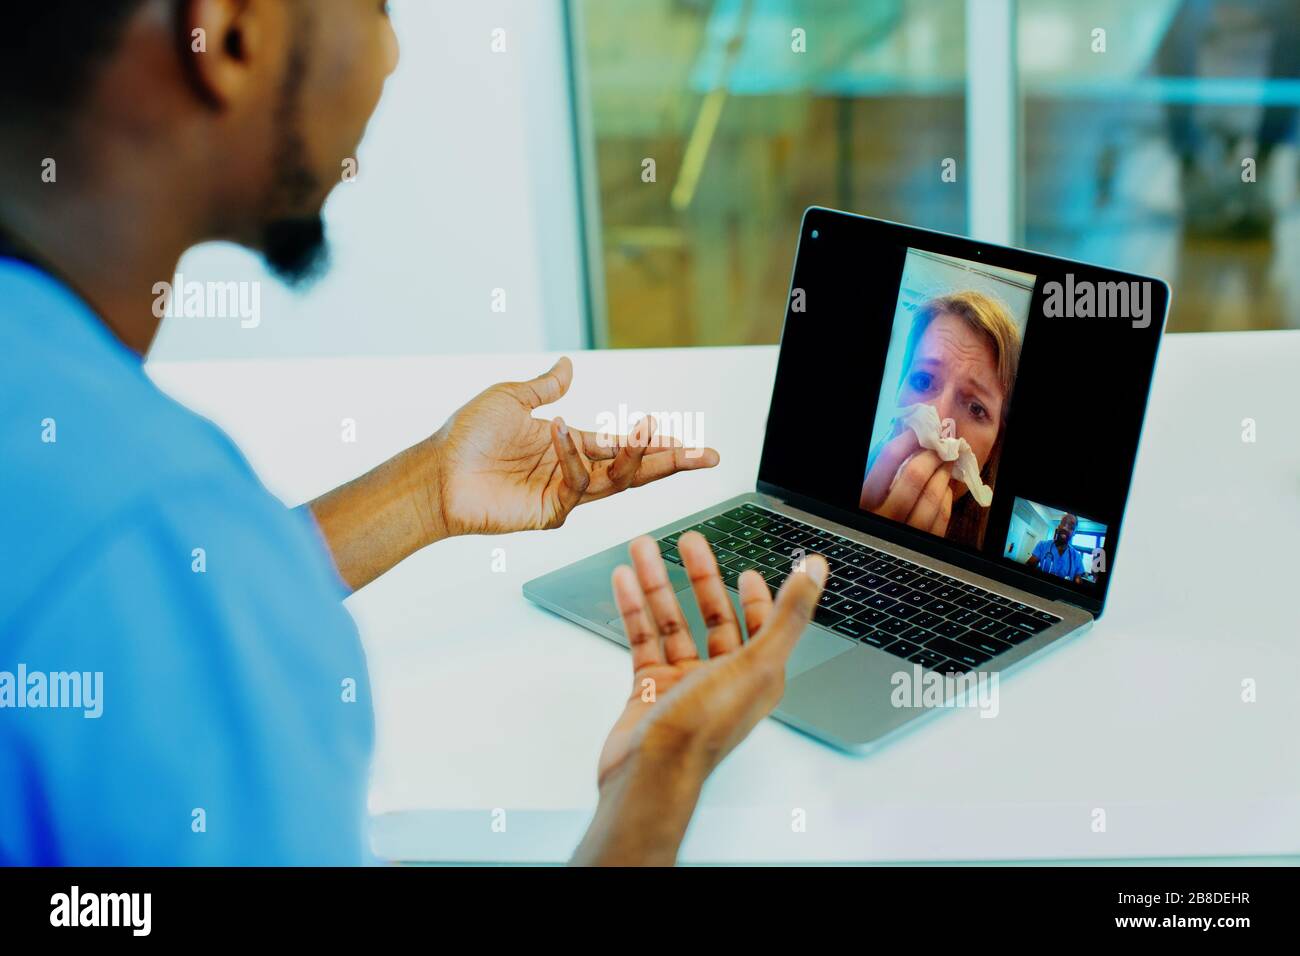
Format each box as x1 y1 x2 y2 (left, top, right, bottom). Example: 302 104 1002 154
1 3 146 132
0 1 401 289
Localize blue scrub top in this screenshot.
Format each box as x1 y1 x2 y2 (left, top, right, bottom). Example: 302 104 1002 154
0 257 373 864
1031 537 1086 582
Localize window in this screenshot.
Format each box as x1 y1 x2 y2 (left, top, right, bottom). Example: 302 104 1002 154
570 0 1300 346
570 0 968 347
1019 0 1300 332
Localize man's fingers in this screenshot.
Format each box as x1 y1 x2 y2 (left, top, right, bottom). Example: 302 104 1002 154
629 536 697 665
750 555 828 662
579 444 721 502
506 356 573 409
611 564 666 671
677 532 743 658
550 418 590 519
575 429 685 461
859 428 921 510
738 569 774 638
604 416 654 491
624 445 720 488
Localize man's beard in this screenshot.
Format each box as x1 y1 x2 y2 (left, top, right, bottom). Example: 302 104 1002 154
259 17 330 289
262 213 328 287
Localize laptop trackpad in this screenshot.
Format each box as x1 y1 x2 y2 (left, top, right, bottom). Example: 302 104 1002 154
605 586 854 679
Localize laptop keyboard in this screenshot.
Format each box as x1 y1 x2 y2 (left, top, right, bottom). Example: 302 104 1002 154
658 502 1060 674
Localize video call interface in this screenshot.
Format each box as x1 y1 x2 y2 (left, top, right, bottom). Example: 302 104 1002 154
759 215 1165 606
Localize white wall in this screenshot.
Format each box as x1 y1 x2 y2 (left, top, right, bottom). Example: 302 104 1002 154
149 0 586 361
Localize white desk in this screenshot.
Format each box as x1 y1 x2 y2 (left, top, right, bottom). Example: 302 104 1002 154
150 333 1300 863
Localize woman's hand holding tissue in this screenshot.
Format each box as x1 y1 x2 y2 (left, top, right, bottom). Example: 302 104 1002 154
858 427 955 536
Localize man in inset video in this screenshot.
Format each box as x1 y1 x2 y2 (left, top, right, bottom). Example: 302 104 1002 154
1026 513 1085 584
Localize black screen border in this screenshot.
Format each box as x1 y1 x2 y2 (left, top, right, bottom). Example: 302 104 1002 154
756 207 1170 619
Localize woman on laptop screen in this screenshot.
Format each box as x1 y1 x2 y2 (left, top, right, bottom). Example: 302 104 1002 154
859 251 1032 549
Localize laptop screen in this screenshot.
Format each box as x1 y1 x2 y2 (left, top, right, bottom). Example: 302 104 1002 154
757 208 1168 617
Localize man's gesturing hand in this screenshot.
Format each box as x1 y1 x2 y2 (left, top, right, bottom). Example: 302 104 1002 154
308 357 718 592
571 532 828 866
427 357 719 537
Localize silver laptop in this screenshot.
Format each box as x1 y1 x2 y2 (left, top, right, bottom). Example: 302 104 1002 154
525 208 1168 753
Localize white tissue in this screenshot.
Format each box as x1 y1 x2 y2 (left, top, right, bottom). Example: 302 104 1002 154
889 403 993 508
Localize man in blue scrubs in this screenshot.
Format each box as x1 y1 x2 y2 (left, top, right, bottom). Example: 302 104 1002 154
0 1 826 865
1027 514 1086 584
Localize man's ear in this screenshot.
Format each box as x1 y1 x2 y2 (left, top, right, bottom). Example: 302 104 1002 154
181 0 263 108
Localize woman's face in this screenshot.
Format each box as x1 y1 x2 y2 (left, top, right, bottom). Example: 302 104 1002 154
898 312 1005 496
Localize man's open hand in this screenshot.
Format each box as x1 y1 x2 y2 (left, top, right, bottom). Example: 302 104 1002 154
427 357 719 537
572 532 828 865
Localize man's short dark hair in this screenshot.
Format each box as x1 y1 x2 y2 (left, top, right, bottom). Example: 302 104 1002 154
1 3 147 126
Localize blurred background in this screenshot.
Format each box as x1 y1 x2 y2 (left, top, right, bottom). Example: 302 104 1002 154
150 0 1300 361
